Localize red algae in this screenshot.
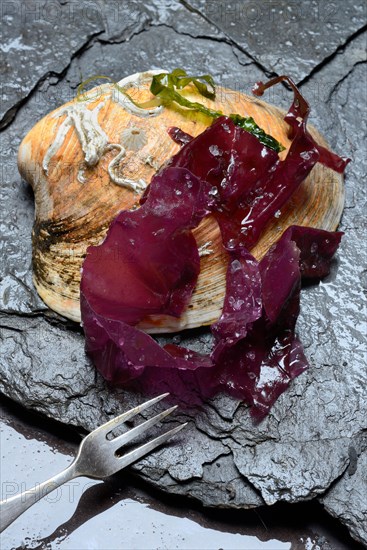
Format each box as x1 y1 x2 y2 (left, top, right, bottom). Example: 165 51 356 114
80 76 348 419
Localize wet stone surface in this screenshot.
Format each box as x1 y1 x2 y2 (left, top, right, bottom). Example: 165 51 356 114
184 0 367 82
0 0 366 546
1 401 361 549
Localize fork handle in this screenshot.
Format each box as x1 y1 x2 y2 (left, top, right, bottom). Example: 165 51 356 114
0 462 78 533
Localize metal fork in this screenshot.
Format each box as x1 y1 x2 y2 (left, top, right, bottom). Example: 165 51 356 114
0 393 186 533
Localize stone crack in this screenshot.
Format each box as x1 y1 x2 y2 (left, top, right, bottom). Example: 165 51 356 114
327 59 367 102
298 25 367 87
179 0 276 77
0 30 105 132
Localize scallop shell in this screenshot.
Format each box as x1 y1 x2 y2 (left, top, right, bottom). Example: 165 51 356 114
17 71 344 333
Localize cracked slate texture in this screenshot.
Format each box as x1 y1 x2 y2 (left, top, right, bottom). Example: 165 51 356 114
0 0 224 130
0 0 366 546
321 437 367 548
184 0 367 82
0 0 102 129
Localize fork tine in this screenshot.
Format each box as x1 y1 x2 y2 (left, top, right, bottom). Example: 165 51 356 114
96 393 170 437
109 405 178 452
117 423 188 469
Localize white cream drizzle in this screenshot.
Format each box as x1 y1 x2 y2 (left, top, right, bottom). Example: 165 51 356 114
43 70 167 192
112 70 166 118
77 167 87 184
42 115 72 175
43 99 108 176
105 144 146 191
198 241 213 257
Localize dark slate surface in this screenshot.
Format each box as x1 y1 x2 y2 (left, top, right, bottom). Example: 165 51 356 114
0 0 366 545
0 1 102 129
184 0 367 82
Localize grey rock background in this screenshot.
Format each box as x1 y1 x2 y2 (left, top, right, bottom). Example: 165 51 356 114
0 0 366 545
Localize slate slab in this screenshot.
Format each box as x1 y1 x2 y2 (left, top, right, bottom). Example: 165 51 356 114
299 34 367 547
321 438 367 548
0 0 223 129
0 1 366 545
0 0 102 129
185 0 367 82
